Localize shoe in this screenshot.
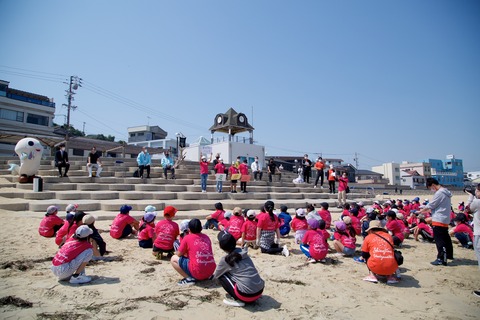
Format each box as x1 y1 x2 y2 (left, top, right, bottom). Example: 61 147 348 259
282 245 289 257
473 290 480 297
319 259 326 263
88 175 92 178
223 298 245 307
314 185 317 189
307 258 317 263
363 274 378 283
69 274 92 284
96 175 101 178
354 256 366 263
395 269 402 279
387 275 399 284
430 259 447 266
63 174 68 177
177 277 196 286
146 176 150 179
59 175 63 178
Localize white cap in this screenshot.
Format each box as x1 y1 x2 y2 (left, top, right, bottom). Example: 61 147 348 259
75 225 93 239
296 208 306 217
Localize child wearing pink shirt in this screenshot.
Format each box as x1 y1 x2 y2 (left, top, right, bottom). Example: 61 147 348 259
239 159 249 193
110 205 139 239
229 162 239 194
174 219 190 251
39 206 64 238
241 210 258 249
55 211 86 247
291 208 308 244
153 206 180 258
386 211 404 247
219 212 232 231
413 214 434 242
203 202 225 230
138 207 157 249
171 219 217 286
300 219 328 263
318 202 332 229
228 207 245 241
449 213 474 249
332 221 356 256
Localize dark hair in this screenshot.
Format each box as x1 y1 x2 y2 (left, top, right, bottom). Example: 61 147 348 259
264 201 276 222
343 203 350 210
426 177 439 187
215 202 223 211
319 220 326 230
218 232 242 266
346 224 356 237
68 211 86 234
386 211 397 219
188 218 202 234
320 202 329 210
280 205 288 212
306 204 315 212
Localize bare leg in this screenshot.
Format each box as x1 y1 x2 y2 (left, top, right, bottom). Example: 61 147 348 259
170 255 188 278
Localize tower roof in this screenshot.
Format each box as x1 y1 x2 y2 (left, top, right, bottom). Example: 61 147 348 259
209 108 254 134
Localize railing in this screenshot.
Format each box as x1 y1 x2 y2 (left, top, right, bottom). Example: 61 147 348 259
6 93 55 108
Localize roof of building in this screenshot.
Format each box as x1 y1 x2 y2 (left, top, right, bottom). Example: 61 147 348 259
356 169 383 176
209 108 254 134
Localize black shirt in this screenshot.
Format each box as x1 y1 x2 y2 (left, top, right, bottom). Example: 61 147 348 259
88 152 100 164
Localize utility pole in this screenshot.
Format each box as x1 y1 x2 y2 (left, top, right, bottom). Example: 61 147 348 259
82 122 86 135
353 152 359 168
63 75 82 147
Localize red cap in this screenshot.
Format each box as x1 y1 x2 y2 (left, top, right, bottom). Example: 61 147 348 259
164 206 177 217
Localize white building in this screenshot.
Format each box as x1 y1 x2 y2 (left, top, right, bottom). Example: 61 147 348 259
401 170 426 189
372 162 401 185
399 161 432 177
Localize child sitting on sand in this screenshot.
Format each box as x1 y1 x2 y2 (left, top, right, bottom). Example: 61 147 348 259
318 202 332 229
138 206 157 248
39 206 64 238
413 214 434 242
174 220 190 251
153 206 180 259
171 219 217 286
241 210 258 249
291 208 308 244
56 211 86 247
300 219 328 263
219 212 233 232
203 202 225 230
278 205 292 237
110 205 139 239
228 207 245 241
449 213 474 249
82 214 107 258
213 231 265 307
332 221 356 257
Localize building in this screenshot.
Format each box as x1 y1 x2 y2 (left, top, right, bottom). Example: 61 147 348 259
0 80 59 155
127 125 177 156
401 170 426 189
372 162 401 185
399 161 432 178
355 169 386 184
424 155 464 187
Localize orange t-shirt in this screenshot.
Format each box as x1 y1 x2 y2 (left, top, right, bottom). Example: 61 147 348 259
328 169 336 181
315 161 325 170
361 231 398 276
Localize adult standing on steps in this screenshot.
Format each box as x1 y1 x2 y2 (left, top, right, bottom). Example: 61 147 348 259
55 144 70 178
418 177 453 266
313 157 325 189
137 147 152 179
251 156 263 181
199 153 213 193
327 165 336 194
87 146 103 178
302 154 312 183
161 150 175 179
267 159 280 183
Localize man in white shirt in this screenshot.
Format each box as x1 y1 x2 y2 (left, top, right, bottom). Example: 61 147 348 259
251 156 263 181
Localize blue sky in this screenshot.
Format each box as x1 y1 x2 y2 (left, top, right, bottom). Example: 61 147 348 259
1 0 479 171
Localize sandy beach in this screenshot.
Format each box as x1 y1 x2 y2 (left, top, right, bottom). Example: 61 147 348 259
0 194 479 320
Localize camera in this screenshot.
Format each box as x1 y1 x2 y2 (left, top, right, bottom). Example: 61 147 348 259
464 186 475 195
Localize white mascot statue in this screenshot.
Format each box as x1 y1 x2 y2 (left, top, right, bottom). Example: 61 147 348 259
10 138 44 183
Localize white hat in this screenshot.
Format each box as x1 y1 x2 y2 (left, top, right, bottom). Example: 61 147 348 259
224 211 233 218
144 205 157 213
219 158 223 161
75 225 93 239
65 203 78 213
246 210 256 218
82 215 95 225
179 219 190 233
296 208 306 217
201 155 206 159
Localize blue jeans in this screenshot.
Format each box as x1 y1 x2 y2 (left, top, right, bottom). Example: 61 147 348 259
201 173 208 191
455 233 472 248
204 219 219 230
216 180 223 192
300 244 311 258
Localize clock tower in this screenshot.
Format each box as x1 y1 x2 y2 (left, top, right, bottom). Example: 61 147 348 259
209 108 254 144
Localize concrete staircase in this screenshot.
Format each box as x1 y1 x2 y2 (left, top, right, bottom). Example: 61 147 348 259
0 156 375 220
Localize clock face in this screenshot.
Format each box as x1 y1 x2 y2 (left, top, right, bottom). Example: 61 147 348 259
217 116 223 124
238 115 245 123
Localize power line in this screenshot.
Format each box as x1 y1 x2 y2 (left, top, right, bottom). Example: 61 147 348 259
0 65 69 78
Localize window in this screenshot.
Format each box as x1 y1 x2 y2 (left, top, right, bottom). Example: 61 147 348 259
73 149 84 156
130 133 135 137
26 113 49 126
137 132 144 136
0 108 24 122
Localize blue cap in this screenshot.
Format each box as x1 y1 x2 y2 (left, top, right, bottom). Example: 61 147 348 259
120 205 133 214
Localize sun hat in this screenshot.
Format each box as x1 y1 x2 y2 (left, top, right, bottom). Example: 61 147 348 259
335 221 346 231
144 212 157 223
343 216 352 225
163 206 177 217
365 220 387 233
396 212 404 220
120 205 133 214
82 215 95 225
46 205 59 215
357 201 364 207
233 207 242 215
75 225 93 239
366 207 375 214
307 219 319 230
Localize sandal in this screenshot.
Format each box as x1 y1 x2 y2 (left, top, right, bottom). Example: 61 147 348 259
354 256 365 263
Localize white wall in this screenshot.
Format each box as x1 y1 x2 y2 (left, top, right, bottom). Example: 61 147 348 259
183 141 265 164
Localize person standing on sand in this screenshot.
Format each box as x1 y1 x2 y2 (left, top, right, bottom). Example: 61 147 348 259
418 178 453 266
465 184 480 297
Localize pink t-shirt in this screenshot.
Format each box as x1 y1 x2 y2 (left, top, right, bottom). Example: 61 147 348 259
241 220 257 241
200 161 210 174
357 208 366 220
228 215 245 240
320 229 330 242
302 229 328 260
39 215 64 237
52 239 92 266
219 219 230 230
338 177 348 192
291 217 308 231
334 231 356 249
138 222 155 241
386 219 405 242
110 214 136 239
153 220 179 250
211 210 225 221
239 163 249 175
351 216 361 236
55 221 78 246
257 213 280 231
417 222 433 236
178 233 216 280
454 223 473 241
214 163 226 174
318 210 332 229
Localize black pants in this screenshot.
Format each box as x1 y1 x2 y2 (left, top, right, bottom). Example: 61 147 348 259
218 273 263 303
138 165 150 178
90 231 106 255
433 225 453 261
240 181 247 192
163 165 175 178
57 162 70 176
314 170 324 187
303 167 311 183
253 171 263 180
261 243 283 255
328 180 336 193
